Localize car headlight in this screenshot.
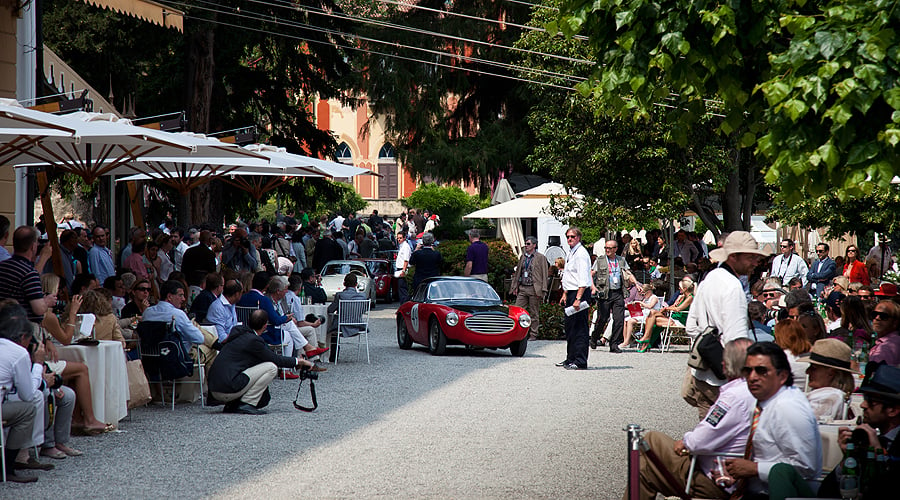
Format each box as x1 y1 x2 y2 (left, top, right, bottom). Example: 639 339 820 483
446 312 459 327
357 282 366 291
519 314 532 329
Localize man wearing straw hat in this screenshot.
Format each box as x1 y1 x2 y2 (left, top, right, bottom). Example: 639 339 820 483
683 231 768 419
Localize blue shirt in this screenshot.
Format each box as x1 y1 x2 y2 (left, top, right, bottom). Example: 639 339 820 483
205 294 237 342
0 246 10 262
237 290 288 344
142 300 205 350
88 245 116 284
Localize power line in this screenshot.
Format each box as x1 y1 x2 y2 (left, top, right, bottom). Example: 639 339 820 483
171 10 579 91
166 0 587 85
240 0 593 65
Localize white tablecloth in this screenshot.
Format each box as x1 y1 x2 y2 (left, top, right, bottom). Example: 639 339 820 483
58 340 129 423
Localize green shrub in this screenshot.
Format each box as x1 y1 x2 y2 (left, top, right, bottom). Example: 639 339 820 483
406 238 518 296
538 302 565 340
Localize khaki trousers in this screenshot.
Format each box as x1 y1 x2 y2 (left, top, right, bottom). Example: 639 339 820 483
623 430 727 500
211 362 278 406
681 368 721 420
514 284 542 338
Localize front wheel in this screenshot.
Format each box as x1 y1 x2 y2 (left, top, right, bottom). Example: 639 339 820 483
509 337 528 357
428 319 447 356
397 316 412 349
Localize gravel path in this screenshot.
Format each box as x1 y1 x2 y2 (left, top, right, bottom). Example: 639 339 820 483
6 305 698 499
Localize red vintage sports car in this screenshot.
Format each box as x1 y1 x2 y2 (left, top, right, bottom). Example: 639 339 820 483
396 276 531 356
356 258 398 303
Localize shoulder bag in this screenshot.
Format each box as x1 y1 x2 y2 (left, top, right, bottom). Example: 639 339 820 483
687 326 726 380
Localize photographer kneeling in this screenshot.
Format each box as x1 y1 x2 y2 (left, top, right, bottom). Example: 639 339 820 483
208 309 315 415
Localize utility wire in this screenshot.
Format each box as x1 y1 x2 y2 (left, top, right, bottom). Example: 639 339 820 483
167 0 588 84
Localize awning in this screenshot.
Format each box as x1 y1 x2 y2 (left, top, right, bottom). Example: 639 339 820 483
81 0 183 32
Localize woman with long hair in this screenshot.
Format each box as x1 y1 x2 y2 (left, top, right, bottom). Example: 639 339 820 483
39 274 114 436
78 289 126 346
637 277 695 349
773 319 812 392
842 245 870 286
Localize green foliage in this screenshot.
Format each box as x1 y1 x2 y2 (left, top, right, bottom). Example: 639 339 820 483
223 178 366 224
766 184 900 238
405 184 481 237
349 0 542 187
537 302 565 340
758 0 900 202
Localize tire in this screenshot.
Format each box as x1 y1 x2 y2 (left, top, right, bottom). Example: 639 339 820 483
397 316 412 349
428 318 447 356
509 337 528 357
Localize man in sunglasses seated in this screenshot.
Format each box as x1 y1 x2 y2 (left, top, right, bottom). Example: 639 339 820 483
819 361 900 498
626 339 756 500
869 300 900 366
723 342 821 500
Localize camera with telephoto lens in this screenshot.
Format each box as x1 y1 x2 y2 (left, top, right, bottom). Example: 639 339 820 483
298 368 318 381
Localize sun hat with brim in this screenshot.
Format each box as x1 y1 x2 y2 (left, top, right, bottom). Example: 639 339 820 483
859 361 900 403
874 282 898 296
797 338 858 374
832 276 850 290
709 231 768 262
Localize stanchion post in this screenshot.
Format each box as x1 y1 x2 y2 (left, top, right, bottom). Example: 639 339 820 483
626 424 643 500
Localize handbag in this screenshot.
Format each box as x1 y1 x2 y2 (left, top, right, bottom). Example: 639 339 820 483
687 326 726 379
126 359 152 409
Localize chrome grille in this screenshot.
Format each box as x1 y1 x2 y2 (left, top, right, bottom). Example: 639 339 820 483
464 314 515 334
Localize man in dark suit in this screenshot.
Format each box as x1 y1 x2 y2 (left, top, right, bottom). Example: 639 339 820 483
409 232 443 291
312 230 343 272
189 273 222 323
510 236 548 340
207 309 314 415
806 242 837 299
181 230 217 287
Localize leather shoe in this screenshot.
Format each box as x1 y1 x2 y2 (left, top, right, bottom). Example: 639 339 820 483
305 347 329 358
14 458 54 470
609 346 623 353
224 403 266 415
589 339 597 349
564 363 585 370
310 364 327 372
555 360 568 367
5 472 38 483
281 370 300 380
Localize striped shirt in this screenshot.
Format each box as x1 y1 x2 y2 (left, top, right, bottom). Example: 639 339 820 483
0 255 45 322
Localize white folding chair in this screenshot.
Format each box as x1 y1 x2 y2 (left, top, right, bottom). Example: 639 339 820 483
335 299 371 364
684 451 744 496
660 310 691 353
136 321 206 410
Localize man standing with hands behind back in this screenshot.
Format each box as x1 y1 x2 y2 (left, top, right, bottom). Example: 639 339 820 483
556 227 592 370
590 239 631 353
510 236 548 341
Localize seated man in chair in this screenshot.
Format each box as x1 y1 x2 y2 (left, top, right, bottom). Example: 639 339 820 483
327 273 368 338
626 338 755 500
207 310 315 415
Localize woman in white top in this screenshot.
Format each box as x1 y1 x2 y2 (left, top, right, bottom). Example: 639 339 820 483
797 338 857 421
619 284 661 349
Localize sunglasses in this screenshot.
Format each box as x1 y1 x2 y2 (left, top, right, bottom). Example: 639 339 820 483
566 235 577 239
816 249 827 253
135 287 151 292
871 310 895 320
848 249 858 253
780 245 790 248
605 246 616 250
741 365 775 376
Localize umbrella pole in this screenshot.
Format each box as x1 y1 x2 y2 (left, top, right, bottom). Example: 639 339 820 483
35 169 66 281
126 181 145 230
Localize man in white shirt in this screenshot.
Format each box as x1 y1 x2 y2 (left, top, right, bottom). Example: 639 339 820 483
556 227 593 370
395 232 413 303
685 231 767 419
170 228 190 272
724 342 821 498
769 239 808 288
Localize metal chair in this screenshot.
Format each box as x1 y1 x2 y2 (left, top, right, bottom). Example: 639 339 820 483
684 451 744 496
660 310 691 352
0 385 6 482
334 299 371 364
135 320 205 410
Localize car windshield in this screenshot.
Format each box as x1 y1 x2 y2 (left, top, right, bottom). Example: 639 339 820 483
363 261 390 274
322 263 365 276
427 280 500 303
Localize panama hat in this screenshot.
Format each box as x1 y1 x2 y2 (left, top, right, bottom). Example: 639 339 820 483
709 231 768 262
859 362 900 403
797 338 858 374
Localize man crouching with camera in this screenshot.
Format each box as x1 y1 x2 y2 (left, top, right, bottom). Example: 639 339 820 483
208 309 316 415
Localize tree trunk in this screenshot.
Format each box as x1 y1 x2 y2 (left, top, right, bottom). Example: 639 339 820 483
722 147 744 232
741 159 757 232
187 23 215 227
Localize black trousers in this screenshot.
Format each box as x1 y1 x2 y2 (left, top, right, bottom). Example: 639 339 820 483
564 289 591 368
592 288 625 346
398 277 409 304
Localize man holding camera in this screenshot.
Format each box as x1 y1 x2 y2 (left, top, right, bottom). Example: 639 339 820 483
221 228 259 273
208 309 315 415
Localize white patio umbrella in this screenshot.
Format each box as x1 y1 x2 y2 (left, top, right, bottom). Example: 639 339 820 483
0 99 78 165
491 178 525 256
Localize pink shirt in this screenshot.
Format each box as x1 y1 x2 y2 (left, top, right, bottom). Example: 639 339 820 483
123 252 148 278
869 331 900 366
